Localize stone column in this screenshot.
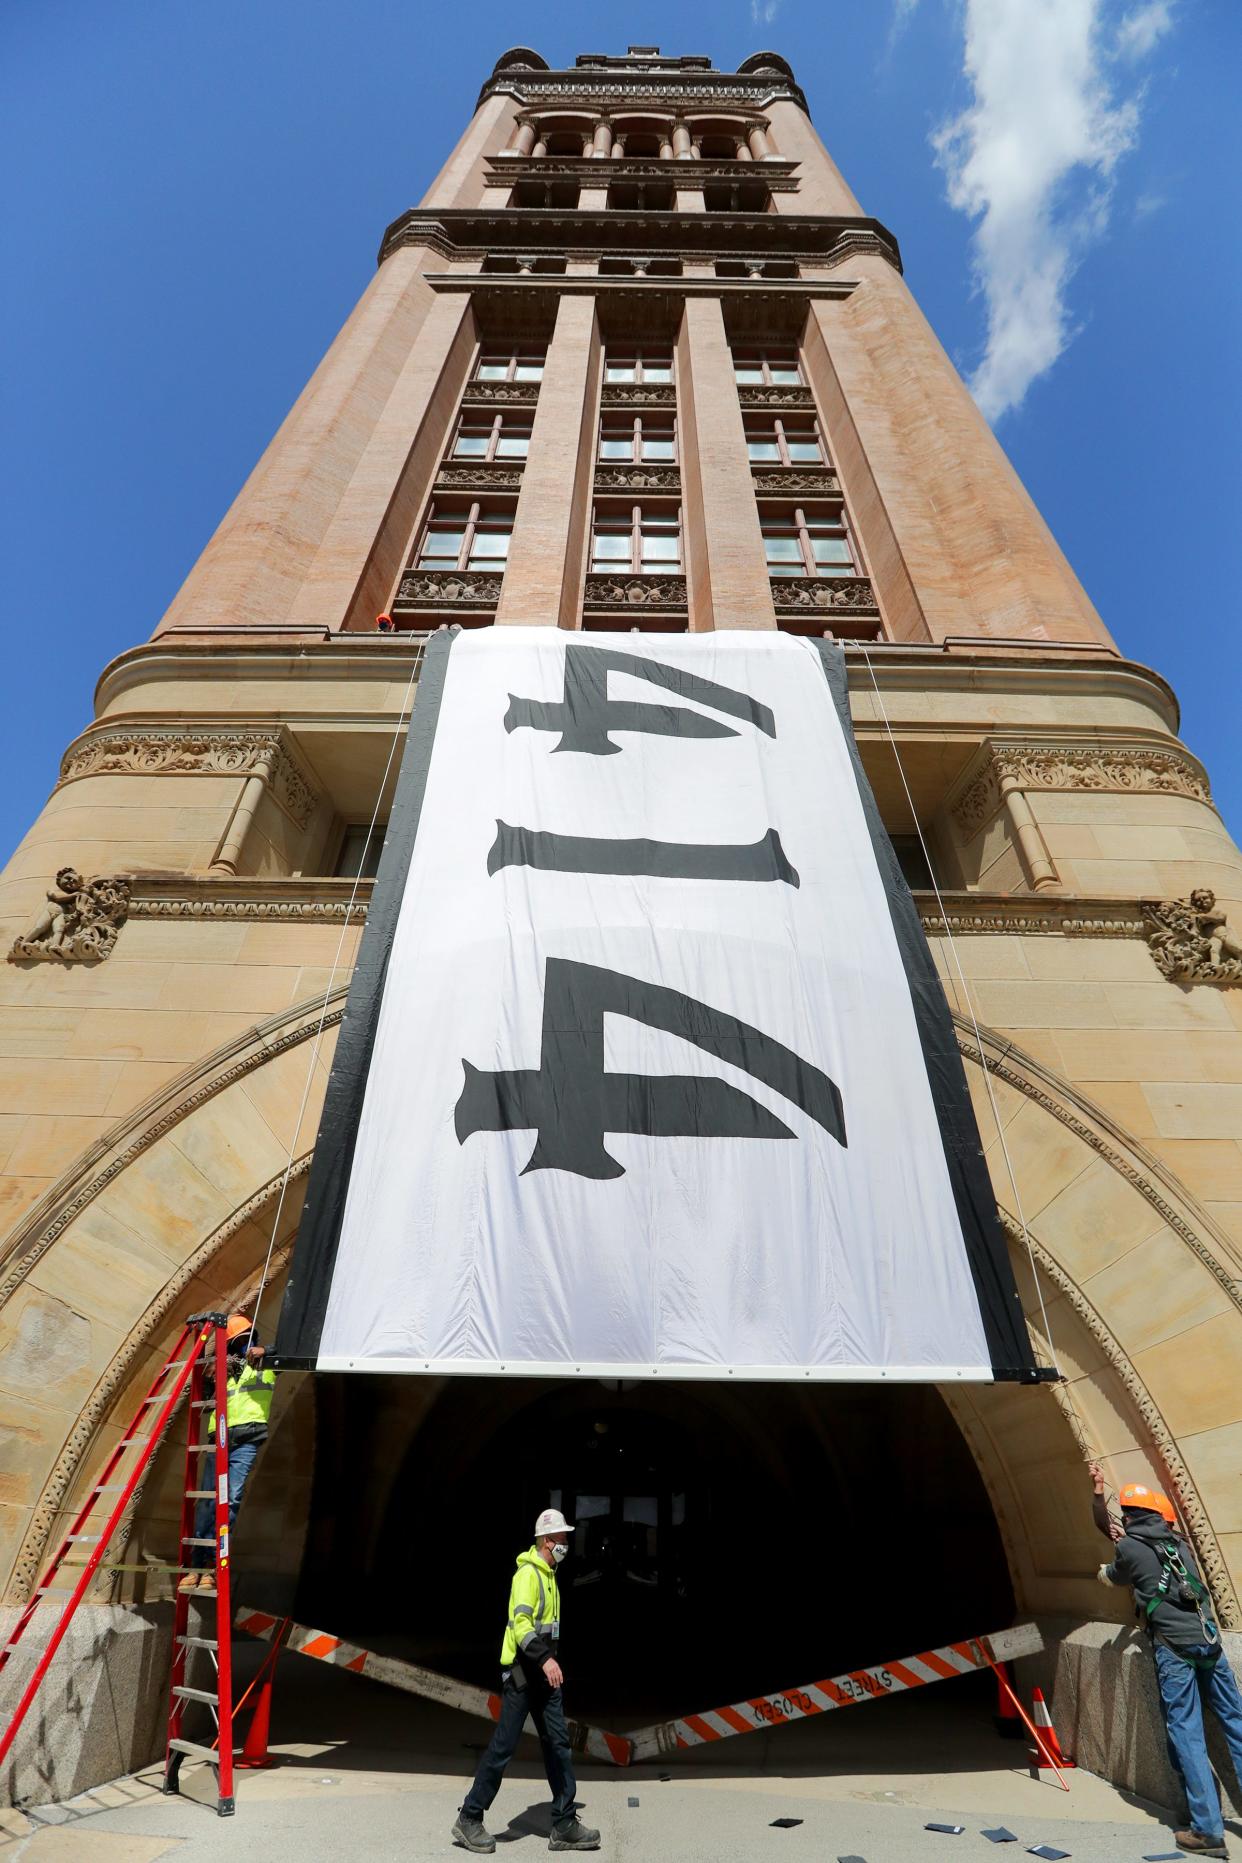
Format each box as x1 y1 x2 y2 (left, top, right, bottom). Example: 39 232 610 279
997 767 1061 891
506 122 536 156
747 124 773 160
591 119 612 157
210 749 276 874
676 297 776 631
659 135 674 160
495 294 601 628
672 122 693 159
735 139 753 162
531 137 547 158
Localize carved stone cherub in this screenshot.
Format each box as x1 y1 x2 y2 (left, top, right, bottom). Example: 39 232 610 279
8 866 130 964
1143 887 1242 986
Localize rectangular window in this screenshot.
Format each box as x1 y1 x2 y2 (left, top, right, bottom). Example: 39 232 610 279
760 507 856 578
590 504 683 574
334 823 386 881
733 348 803 387
744 417 824 466
451 414 533 462
598 414 677 462
415 502 515 572
603 350 674 385
474 348 546 383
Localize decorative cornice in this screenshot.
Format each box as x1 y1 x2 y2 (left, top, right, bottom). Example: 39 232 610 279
917 892 1146 938
394 568 504 610
593 464 681 493
58 725 322 828
478 76 810 116
486 156 801 192
460 380 541 407
751 467 841 496
435 462 525 494
599 383 677 409
821 229 902 273
952 742 1215 839
582 574 688 610
126 875 373 923
737 384 818 410
770 575 878 614
425 274 857 304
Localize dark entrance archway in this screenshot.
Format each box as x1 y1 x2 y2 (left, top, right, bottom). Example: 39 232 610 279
302 1377 1014 1720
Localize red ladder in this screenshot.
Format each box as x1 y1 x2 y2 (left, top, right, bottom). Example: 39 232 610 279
0 1312 238 1817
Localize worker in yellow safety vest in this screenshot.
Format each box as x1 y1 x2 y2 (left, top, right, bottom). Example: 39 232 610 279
452 1508 600 1855
180 1312 275 1590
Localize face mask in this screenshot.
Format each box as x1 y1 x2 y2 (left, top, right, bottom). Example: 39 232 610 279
550 1542 569 1566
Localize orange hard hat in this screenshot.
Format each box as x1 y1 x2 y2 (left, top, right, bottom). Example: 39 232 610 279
1119 1481 1176 1525
226 1313 252 1342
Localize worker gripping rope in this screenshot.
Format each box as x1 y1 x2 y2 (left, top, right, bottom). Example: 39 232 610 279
181 1312 275 1589
453 1509 600 1855
1092 1463 1242 1859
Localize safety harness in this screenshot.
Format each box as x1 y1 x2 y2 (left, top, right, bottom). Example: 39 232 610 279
1145 1537 1221 1668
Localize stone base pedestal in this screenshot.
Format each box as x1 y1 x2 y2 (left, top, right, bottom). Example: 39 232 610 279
1048 1619 1242 1821
0 1602 171 1810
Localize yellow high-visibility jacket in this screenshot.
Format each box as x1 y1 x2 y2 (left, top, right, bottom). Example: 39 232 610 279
208 1363 275 1436
499 1546 560 1669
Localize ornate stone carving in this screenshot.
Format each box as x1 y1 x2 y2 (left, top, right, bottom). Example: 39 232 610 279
1143 889 1242 986
59 728 320 828
8 868 130 964
460 381 541 406
487 157 799 192
593 464 681 492
10 1153 314 1599
435 463 525 493
582 574 688 609
599 383 677 409
132 896 369 923
1003 1219 1239 1627
750 468 841 496
481 82 808 114
769 575 878 612
737 385 817 411
952 744 1214 840
395 569 504 608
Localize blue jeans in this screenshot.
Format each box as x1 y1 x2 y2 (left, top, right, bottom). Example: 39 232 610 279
191 1435 261 1568
1154 1641 1242 1837
462 1668 578 1832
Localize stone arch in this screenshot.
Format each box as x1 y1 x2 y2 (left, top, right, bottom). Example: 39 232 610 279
950 1013 1242 1627
0 988 346 1601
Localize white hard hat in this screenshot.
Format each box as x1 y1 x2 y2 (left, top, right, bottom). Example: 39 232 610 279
535 1508 573 1537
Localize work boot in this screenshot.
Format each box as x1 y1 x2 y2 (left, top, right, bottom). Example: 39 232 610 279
1175 1832 1228 1859
549 1819 601 1851
450 1813 496 1854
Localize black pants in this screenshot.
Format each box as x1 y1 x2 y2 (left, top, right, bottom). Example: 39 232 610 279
462 1667 578 1830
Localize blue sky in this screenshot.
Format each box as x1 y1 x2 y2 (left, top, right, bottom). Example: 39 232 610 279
2 0 1238 860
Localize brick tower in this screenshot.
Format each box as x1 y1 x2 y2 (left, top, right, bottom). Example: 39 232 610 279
2 44 1240 1812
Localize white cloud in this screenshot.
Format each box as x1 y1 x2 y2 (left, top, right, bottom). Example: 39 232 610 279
750 0 780 24
1115 1 1175 58
889 0 922 46
933 0 1174 422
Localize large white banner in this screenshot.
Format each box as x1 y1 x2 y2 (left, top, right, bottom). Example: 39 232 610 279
278 629 1034 1381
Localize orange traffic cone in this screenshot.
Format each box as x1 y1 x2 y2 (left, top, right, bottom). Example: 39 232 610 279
236 1666 278 1769
1028 1686 1075 1770
993 1661 1024 1739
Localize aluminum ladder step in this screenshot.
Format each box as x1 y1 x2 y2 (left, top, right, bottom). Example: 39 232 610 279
168 1738 219 1763
172 1684 220 1705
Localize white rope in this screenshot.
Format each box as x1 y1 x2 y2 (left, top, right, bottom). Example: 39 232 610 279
248 642 425 1341
858 643 1062 1379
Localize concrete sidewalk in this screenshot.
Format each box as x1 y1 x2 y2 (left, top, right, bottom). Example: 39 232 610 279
3 1652 1238 1862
